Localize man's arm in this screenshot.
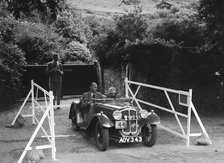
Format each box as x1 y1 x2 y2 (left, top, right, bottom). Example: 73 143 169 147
94 92 104 98
55 63 64 76
46 63 55 75
80 92 90 103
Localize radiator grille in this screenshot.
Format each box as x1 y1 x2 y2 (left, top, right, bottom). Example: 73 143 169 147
120 108 138 136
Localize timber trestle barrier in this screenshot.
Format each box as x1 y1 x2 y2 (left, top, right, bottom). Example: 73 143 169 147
125 78 212 146
11 80 56 163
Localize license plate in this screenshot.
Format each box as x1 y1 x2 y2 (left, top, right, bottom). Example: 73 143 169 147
119 136 142 143
115 121 127 129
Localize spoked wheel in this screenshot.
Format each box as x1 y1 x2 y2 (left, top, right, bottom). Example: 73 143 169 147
142 124 157 147
95 121 109 151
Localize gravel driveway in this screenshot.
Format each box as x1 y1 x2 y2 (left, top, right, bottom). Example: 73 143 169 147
0 99 224 163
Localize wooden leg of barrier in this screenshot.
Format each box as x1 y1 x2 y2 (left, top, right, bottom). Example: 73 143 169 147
11 90 32 126
49 91 56 160
191 103 212 145
18 105 51 163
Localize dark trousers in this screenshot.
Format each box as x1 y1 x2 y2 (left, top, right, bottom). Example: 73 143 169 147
49 81 62 106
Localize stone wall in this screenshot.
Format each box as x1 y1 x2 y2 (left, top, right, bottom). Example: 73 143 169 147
103 67 125 96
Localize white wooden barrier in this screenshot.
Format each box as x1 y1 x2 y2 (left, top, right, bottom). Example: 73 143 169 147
11 80 56 163
125 77 212 146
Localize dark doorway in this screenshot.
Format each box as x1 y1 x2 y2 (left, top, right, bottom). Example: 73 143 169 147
22 64 100 96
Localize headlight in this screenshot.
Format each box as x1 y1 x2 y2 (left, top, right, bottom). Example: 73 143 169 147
113 110 122 120
140 109 148 119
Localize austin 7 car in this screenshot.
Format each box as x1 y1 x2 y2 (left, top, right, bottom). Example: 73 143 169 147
69 97 160 151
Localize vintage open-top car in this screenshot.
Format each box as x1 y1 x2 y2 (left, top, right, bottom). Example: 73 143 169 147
69 97 160 151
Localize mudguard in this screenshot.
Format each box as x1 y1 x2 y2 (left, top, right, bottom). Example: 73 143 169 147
69 101 79 119
69 102 75 119
146 111 160 125
95 112 114 128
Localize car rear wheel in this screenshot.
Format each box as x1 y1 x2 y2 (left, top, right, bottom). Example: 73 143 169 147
95 121 109 151
142 124 157 147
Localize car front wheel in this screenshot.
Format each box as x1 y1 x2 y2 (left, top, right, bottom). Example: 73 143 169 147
142 124 157 147
95 121 109 151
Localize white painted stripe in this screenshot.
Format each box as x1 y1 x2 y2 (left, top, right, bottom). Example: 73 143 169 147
22 114 33 117
41 134 77 138
190 133 202 137
26 144 52 151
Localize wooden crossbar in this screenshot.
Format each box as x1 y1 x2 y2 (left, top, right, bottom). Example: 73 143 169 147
125 78 212 146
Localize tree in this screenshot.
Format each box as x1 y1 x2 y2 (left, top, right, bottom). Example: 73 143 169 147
199 0 224 59
115 6 148 42
53 10 91 44
6 0 65 22
93 6 149 67
199 0 224 114
0 17 26 106
62 41 91 64
199 0 224 31
0 0 9 17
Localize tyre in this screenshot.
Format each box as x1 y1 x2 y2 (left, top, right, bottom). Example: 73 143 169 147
142 124 157 147
71 105 80 131
95 121 109 151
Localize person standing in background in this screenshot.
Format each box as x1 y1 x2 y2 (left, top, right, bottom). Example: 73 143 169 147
46 53 64 110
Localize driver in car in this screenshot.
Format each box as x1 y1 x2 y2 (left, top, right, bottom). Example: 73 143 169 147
79 82 103 120
81 82 103 102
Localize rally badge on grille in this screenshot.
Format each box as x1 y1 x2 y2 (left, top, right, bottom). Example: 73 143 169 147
115 121 127 129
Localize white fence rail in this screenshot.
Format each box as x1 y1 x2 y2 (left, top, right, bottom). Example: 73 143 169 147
11 80 56 163
125 78 212 146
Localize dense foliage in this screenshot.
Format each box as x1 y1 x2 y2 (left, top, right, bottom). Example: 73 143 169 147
53 10 92 44
1 0 224 114
93 7 150 67
199 0 224 71
94 6 205 81
92 3 224 114
199 0 224 30
0 2 93 107
16 21 64 64
0 17 26 106
61 41 91 64
6 0 66 23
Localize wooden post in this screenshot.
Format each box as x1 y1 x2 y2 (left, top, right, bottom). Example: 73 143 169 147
186 89 192 146
125 77 129 98
31 80 36 124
